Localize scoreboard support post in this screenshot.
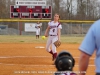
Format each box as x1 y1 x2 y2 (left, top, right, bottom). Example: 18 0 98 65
18 20 22 35
19 21 22 35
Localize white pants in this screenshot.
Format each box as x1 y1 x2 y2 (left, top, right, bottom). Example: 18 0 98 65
46 36 58 54
36 28 40 35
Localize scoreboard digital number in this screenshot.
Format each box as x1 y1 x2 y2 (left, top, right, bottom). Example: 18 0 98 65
10 5 52 19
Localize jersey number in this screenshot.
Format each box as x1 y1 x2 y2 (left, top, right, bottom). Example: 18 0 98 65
53 29 55 32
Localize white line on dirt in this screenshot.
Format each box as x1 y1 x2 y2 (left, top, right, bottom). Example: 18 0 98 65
0 63 95 67
0 56 95 59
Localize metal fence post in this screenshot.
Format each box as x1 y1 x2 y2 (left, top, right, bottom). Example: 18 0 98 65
82 23 83 35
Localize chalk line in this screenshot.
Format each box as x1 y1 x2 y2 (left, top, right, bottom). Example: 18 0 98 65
0 56 95 59
0 63 95 67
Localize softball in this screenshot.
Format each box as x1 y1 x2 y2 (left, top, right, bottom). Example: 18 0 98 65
42 36 46 40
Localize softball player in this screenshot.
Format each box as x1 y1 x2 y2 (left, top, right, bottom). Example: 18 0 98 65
35 21 42 39
44 13 62 61
79 20 100 75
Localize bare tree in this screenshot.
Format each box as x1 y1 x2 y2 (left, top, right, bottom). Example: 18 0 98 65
52 0 62 18
0 0 6 18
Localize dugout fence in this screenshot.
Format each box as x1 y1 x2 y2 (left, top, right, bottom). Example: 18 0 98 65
0 19 94 36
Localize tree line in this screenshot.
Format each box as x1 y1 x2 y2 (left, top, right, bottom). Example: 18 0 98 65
51 0 100 20
0 0 100 20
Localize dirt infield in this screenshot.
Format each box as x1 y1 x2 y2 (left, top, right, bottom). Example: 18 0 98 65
0 43 95 75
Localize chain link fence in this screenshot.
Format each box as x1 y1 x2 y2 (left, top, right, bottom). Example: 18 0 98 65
0 21 92 36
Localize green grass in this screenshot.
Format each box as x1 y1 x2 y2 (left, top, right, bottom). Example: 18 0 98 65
61 36 84 44
0 35 84 44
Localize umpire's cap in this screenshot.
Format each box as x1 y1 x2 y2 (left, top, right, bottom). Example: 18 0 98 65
55 50 75 71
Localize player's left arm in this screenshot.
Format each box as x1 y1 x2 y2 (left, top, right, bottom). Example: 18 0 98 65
57 24 62 41
39 23 42 28
38 26 41 28
58 28 61 41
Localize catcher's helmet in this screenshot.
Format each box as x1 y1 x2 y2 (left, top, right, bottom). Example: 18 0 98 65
55 51 75 71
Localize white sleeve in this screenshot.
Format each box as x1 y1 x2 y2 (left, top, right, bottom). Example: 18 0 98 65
58 24 62 29
48 22 51 26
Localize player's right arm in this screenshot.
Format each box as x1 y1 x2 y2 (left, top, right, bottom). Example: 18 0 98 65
45 26 50 37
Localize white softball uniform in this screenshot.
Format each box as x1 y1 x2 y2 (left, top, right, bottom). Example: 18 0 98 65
46 21 62 54
35 23 42 35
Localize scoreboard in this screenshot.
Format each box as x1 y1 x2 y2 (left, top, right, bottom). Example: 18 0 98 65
10 5 52 19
